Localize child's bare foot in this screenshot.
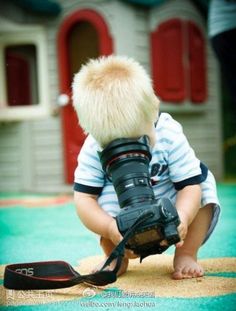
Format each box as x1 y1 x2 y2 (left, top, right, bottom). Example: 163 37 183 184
172 253 204 280
91 257 129 277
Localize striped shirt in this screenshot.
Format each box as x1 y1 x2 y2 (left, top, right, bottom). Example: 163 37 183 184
74 113 217 217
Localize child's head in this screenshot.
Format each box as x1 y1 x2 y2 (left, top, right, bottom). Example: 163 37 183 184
72 55 159 147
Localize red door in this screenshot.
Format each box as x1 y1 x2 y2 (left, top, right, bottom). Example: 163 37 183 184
57 9 113 184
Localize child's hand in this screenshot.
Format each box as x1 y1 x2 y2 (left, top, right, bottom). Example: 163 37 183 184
107 219 138 259
175 214 188 248
107 218 123 246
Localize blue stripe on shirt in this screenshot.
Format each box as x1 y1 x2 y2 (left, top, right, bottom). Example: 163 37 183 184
158 138 173 145
169 150 190 167
83 151 101 163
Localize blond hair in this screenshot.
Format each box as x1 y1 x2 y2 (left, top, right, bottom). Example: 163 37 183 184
72 55 159 147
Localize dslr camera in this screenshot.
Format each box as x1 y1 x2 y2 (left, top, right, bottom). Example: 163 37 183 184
99 136 180 261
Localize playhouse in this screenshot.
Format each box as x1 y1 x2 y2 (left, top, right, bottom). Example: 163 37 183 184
0 0 223 192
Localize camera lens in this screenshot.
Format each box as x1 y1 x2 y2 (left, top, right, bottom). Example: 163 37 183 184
98 136 155 208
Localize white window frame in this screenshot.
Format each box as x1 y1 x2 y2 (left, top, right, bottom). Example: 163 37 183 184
0 24 50 121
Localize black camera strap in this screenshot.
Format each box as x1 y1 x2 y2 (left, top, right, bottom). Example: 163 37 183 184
4 211 154 290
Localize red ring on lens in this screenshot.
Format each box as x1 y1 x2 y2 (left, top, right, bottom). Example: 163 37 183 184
106 152 149 173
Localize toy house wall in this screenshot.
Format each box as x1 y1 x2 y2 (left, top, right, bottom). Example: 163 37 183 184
0 0 149 192
0 0 223 192
149 0 223 178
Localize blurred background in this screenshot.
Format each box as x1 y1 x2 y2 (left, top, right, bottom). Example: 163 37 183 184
0 0 235 194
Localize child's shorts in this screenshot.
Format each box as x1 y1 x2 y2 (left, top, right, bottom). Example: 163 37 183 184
199 170 221 244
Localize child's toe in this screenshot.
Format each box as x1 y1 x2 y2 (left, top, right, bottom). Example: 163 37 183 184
172 269 184 280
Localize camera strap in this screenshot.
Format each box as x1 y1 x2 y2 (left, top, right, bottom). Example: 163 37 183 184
4 211 154 290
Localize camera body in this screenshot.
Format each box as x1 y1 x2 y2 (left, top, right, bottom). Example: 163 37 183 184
99 136 180 260
116 198 180 258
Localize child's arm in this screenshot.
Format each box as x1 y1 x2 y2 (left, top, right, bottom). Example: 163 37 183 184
74 191 123 245
175 184 201 246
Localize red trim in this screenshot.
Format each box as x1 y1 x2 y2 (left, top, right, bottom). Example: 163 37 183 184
57 9 113 94
57 9 113 184
0 196 73 208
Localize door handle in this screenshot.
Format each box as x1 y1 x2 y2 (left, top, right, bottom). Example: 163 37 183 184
57 94 70 107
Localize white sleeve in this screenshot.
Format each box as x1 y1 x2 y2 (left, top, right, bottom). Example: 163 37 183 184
167 119 201 182
74 135 105 194
160 114 207 190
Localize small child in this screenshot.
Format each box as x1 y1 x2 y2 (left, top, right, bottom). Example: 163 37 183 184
72 55 220 280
